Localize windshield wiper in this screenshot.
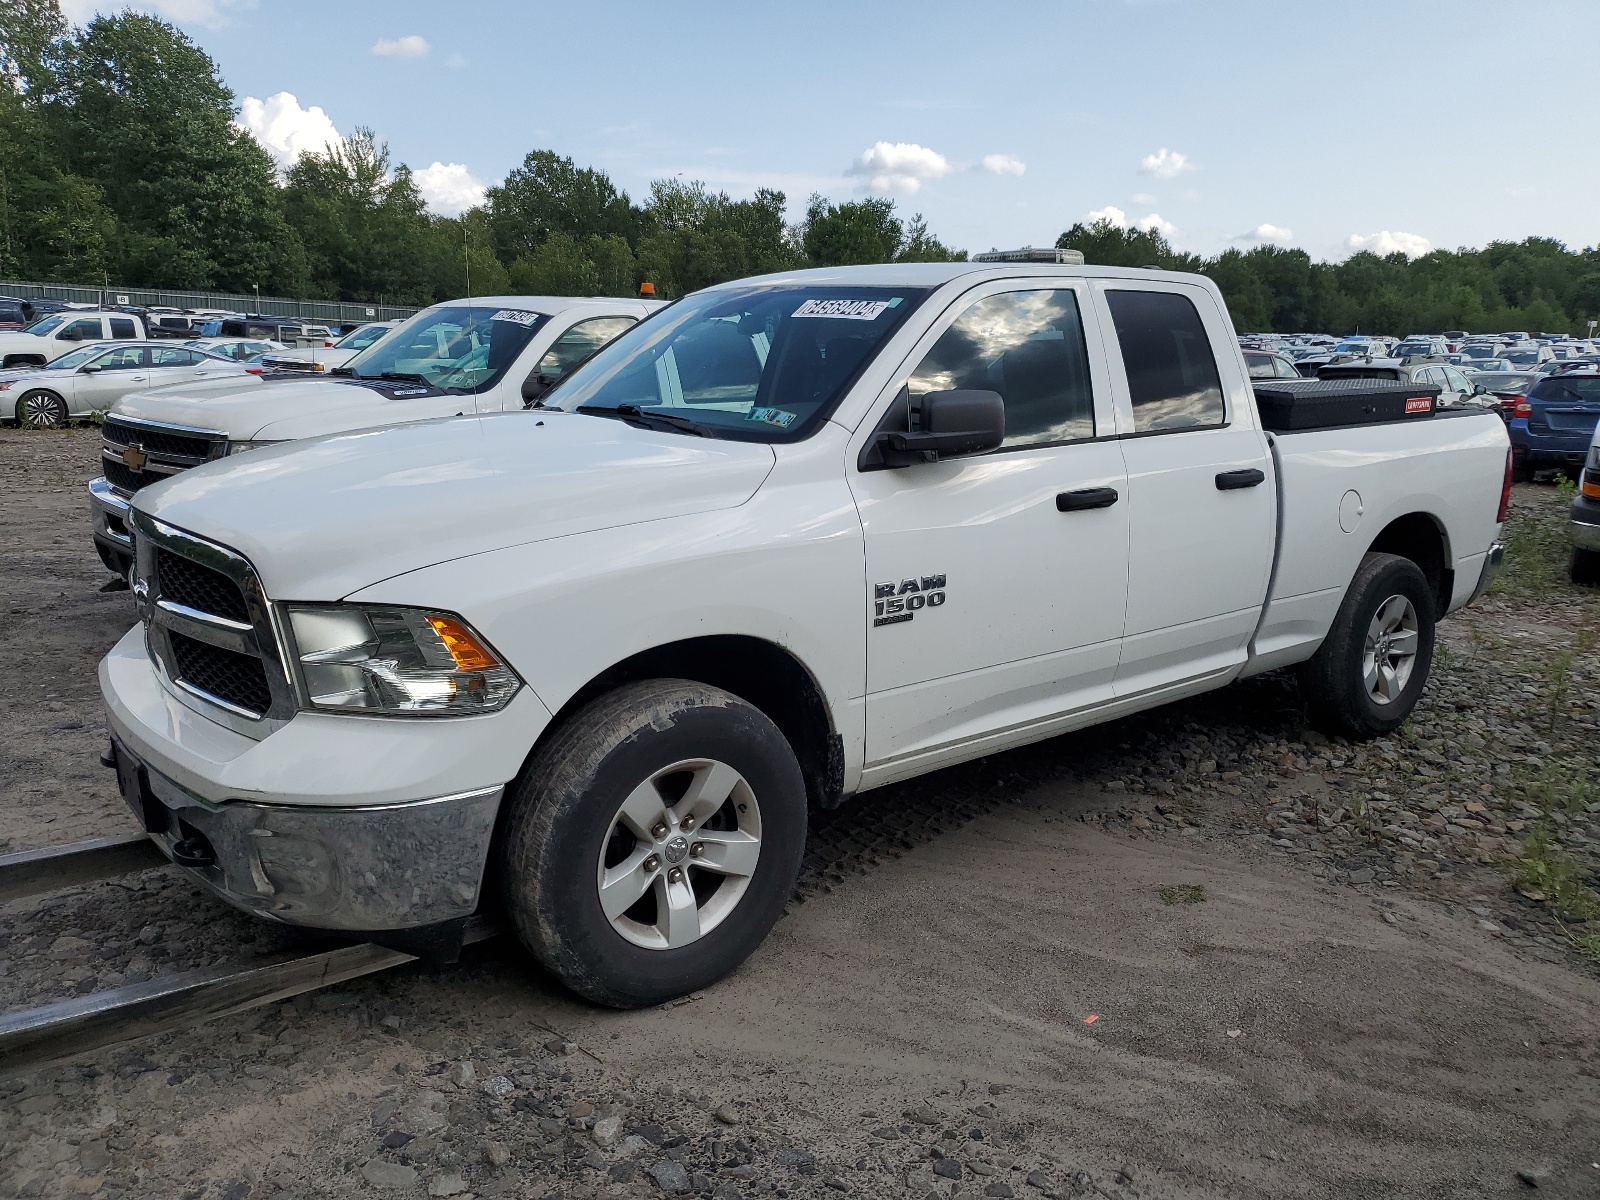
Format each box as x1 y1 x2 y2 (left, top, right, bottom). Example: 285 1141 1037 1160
576 403 713 437
376 371 433 386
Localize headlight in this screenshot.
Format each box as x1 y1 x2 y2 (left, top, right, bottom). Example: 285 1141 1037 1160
286 605 520 716
227 440 280 455
1589 443 1600 470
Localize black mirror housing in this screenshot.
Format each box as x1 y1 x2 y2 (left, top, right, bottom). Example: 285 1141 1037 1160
860 388 1005 470
520 372 558 408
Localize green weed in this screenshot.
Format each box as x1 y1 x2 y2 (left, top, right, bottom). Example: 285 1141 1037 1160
1503 825 1600 922
1157 884 1206 906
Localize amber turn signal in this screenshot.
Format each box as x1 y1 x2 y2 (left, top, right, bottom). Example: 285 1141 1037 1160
426 615 500 672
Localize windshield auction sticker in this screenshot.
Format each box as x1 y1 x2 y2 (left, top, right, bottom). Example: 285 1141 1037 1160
746 407 797 428
792 299 893 320
490 309 542 326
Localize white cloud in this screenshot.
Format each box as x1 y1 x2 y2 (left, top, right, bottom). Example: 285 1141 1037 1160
1131 192 1156 205
1139 147 1193 179
1345 230 1432 258
58 0 253 27
445 52 468 69
848 141 952 193
1136 213 1177 237
237 92 342 167
1083 206 1175 238
1238 223 1294 245
414 162 487 217
980 153 1026 177
1085 205 1128 227
371 35 430 59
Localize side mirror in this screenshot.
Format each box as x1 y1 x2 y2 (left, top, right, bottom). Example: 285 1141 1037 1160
862 389 1005 469
520 371 559 408
58 327 83 341
79 363 102 374
1474 383 1486 395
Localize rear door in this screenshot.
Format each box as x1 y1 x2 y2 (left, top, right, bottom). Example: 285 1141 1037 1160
70 345 149 412
1529 376 1600 450
853 281 1130 771
1092 282 1275 697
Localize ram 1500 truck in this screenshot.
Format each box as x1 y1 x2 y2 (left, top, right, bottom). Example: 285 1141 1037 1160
99 262 1511 1006
88 296 659 578
0 309 148 368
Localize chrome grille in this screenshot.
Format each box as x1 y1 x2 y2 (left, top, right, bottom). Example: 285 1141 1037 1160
131 512 294 733
101 415 228 497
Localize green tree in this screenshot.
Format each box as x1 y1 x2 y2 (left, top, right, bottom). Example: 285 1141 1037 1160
800 195 903 266
897 214 965 262
509 231 600 295
485 150 639 264
1056 218 1175 268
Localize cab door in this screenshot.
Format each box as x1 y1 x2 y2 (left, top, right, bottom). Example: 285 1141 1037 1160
70 345 149 413
509 314 639 410
1091 283 1275 697
851 283 1130 776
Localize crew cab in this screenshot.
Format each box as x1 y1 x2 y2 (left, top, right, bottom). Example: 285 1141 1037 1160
0 310 147 368
88 296 659 577
99 263 1510 1008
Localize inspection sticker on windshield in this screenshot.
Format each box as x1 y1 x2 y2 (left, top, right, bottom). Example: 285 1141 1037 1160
792 298 894 321
490 309 541 326
746 407 797 429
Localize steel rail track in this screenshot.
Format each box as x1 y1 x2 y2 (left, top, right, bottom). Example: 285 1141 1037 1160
0 832 497 1078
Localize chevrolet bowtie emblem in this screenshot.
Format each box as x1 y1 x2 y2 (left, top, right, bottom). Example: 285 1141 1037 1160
121 443 147 471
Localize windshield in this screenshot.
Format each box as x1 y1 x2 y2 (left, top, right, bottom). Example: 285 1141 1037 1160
345 305 545 393
1504 350 1542 363
1333 341 1371 353
545 285 930 441
24 315 64 336
1532 377 1600 403
336 323 390 351
47 346 105 370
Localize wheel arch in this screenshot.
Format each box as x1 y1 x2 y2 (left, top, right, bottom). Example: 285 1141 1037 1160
532 634 844 811
1366 511 1452 615
3 354 47 370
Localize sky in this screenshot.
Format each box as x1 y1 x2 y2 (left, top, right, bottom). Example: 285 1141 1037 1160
57 0 1600 263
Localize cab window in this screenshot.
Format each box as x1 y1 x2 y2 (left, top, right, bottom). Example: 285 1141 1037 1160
907 289 1095 449
96 346 148 370
59 318 101 341
535 317 637 382
109 318 137 339
1105 290 1225 432
151 347 199 367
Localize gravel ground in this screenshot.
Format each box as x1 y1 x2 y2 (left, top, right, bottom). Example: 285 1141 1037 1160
2 427 1598 1199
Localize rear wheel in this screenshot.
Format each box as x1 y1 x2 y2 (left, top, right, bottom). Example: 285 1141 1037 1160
498 679 806 1008
1572 548 1600 587
1299 552 1436 739
16 389 67 429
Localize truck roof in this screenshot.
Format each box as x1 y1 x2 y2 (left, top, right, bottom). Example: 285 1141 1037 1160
418 295 666 314
694 262 1213 290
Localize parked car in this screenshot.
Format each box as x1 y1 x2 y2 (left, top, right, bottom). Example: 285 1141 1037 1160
1464 370 1541 421
1318 358 1479 407
1569 426 1600 584
1 341 249 428
186 336 287 363
193 316 335 347
1243 350 1302 380
89 296 659 577
1507 369 1600 480
0 297 33 331
258 320 401 374
1503 345 1555 367
0 310 147 368
1393 337 1450 359
98 261 1509 1005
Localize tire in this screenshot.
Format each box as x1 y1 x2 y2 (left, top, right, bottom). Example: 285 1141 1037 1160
16 389 67 429
1572 548 1600 587
1298 552 1436 739
1511 456 1534 483
498 679 807 1008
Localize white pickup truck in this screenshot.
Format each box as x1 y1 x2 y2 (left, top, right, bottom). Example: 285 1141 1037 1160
88 296 658 577
0 309 147 368
100 262 1510 1007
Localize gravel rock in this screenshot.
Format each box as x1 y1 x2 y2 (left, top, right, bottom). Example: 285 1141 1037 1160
1025 1170 1053 1191
713 1103 740 1125
480 1075 514 1098
985 1185 1016 1198
591 1115 622 1148
543 1037 577 1056
428 1173 469 1197
649 1160 692 1193
773 1147 817 1174
482 1140 510 1168
361 1159 419 1189
448 1061 475 1088
934 1158 964 1180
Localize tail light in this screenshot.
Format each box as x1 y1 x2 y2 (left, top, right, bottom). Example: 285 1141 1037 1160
1509 395 1531 418
1497 448 1513 522
245 366 263 375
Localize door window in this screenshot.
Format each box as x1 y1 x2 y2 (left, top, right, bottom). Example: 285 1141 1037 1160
907 289 1095 449
1442 366 1473 395
1105 290 1225 432
95 346 148 370
109 318 137 339
59 319 101 341
150 347 200 367
534 316 637 381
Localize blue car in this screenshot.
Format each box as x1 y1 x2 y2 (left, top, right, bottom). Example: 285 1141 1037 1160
1509 370 1600 480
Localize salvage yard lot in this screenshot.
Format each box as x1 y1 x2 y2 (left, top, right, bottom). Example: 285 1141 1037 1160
2 428 1598 1199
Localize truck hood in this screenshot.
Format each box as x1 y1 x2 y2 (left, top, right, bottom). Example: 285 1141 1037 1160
0 331 62 360
113 375 477 441
132 410 777 599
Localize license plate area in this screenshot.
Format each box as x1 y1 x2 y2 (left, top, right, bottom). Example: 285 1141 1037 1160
114 743 171 835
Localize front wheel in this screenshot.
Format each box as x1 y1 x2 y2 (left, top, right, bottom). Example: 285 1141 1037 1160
498 679 807 1007
1298 552 1436 738
16 389 67 429
1573 547 1600 587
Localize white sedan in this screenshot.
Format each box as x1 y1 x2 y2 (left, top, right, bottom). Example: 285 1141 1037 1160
1 341 250 427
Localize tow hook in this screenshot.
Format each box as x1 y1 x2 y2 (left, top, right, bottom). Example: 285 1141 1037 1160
170 835 215 869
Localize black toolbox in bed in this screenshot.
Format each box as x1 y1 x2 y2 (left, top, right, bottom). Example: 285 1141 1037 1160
1251 378 1441 432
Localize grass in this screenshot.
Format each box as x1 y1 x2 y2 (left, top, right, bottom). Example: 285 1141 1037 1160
1514 757 1599 818
1503 824 1600 922
1157 884 1207 906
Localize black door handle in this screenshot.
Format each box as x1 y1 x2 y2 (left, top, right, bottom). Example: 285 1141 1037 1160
1215 468 1266 490
1056 487 1119 512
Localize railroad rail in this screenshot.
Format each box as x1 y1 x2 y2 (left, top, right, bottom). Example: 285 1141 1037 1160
0 834 496 1078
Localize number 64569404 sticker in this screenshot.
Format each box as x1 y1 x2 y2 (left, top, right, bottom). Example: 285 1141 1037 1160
792 298 894 320
490 309 541 326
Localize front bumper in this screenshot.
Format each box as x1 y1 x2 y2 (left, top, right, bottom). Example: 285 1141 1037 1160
1571 495 1600 552
111 736 500 933
88 477 134 576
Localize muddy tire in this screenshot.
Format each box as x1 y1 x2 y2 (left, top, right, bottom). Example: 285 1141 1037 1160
16 389 67 429
1572 547 1600 587
1298 552 1436 739
498 679 806 1008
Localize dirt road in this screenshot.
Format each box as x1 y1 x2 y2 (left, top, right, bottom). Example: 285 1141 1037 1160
2 429 1597 1200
